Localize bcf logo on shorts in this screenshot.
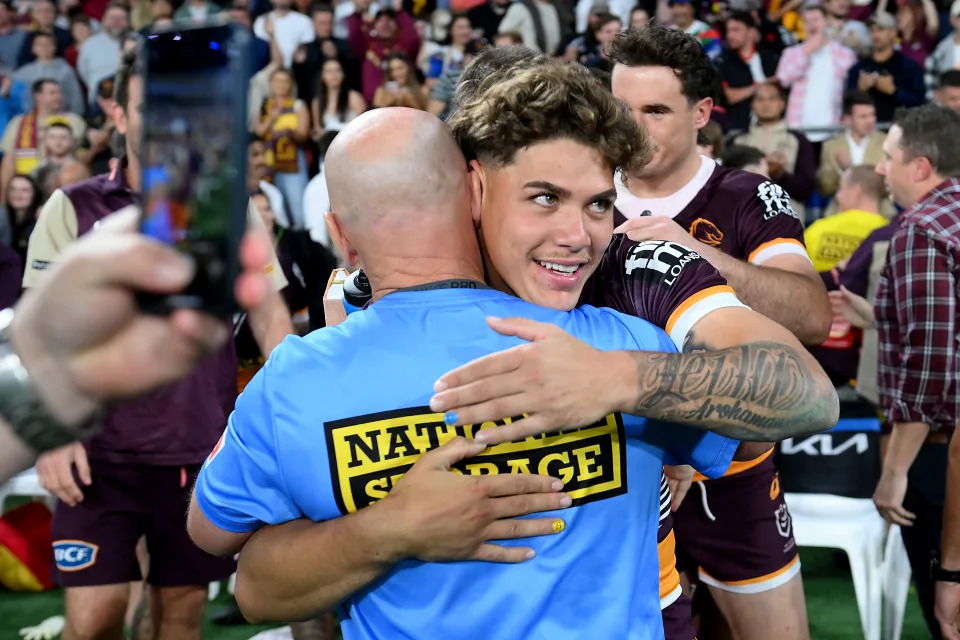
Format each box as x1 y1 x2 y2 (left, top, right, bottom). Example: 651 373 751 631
53 540 99 572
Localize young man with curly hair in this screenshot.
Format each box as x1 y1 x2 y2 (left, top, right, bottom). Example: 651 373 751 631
436 42 832 640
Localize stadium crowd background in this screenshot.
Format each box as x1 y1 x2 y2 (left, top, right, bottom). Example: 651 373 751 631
0 0 958 635
2 0 960 306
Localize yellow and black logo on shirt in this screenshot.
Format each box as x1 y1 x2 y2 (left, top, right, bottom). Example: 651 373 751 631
325 407 628 515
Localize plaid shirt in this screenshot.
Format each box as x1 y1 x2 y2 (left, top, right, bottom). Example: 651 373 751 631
876 178 960 432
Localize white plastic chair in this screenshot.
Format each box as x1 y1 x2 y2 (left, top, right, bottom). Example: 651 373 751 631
785 493 887 640
208 571 237 601
881 525 911 640
0 468 53 513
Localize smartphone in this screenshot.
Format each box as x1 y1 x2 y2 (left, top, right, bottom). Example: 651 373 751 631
385 81 399 92
139 20 251 316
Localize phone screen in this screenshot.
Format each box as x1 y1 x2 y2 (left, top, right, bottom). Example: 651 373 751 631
140 22 250 315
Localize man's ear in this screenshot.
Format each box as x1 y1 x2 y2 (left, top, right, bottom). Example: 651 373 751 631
467 159 486 230
326 211 359 267
694 97 713 130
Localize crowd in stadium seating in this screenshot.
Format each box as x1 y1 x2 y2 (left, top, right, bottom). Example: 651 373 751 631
0 0 958 308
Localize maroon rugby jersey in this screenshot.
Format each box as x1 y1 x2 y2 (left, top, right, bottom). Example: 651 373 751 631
616 158 808 265
615 157 810 481
23 159 240 467
581 235 743 349
581 230 747 608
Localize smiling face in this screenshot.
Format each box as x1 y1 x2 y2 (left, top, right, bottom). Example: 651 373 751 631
474 138 617 311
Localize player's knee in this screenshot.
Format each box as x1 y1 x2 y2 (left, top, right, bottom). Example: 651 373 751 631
65 593 127 640
156 586 206 630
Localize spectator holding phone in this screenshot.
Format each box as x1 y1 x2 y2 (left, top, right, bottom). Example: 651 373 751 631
372 52 425 108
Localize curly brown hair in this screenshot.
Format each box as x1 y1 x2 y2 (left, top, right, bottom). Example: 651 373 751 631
452 45 545 112
448 60 652 176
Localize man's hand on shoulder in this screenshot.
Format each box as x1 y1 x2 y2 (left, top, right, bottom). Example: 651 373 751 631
613 217 705 254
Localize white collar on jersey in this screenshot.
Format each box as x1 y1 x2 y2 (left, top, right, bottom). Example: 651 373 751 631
615 155 717 219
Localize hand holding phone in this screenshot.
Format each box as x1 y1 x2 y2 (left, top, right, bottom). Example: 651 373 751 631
138 20 251 316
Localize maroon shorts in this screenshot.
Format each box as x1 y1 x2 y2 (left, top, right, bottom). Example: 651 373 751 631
661 593 697 640
51 461 236 588
673 455 800 594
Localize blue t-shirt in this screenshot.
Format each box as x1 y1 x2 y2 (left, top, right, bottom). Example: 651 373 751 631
196 287 737 640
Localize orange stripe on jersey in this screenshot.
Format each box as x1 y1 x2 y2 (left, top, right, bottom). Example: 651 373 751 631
700 554 799 587
658 529 681 599
693 446 774 482
746 238 806 263
665 285 737 337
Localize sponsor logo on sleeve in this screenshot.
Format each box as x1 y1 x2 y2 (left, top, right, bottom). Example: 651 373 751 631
325 408 628 515
53 540 99 572
757 182 800 221
623 240 702 289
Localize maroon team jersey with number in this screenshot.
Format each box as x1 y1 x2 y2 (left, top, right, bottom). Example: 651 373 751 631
616 158 809 266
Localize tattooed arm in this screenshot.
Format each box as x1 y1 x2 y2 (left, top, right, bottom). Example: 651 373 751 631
628 305 837 441
430 309 838 445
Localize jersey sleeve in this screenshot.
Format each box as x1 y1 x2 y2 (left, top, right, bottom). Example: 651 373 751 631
21 189 78 288
740 180 811 266
604 309 738 478
639 420 738 479
194 361 300 533
596 236 748 350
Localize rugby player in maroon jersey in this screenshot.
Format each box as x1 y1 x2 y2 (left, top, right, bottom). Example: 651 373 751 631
432 46 834 640
435 32 833 640
610 27 829 640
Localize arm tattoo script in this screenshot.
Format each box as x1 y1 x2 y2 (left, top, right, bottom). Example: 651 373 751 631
631 332 835 441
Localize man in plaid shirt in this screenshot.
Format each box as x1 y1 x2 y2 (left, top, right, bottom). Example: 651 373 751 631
873 103 960 638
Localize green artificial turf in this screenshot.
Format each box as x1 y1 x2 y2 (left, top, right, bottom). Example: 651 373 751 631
0 547 928 639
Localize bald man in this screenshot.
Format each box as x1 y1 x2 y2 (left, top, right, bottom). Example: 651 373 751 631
187 107 742 640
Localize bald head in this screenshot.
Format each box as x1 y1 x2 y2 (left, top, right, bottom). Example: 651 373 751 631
325 108 468 226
